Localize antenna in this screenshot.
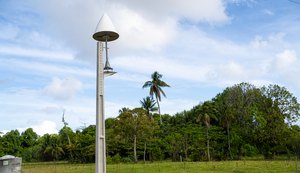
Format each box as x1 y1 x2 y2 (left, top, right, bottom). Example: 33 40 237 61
76 122 88 131
62 109 68 127
61 109 72 147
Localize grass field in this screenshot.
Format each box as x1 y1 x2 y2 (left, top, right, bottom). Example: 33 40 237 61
22 160 299 173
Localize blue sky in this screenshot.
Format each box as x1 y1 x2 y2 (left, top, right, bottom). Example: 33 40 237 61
1 0 300 135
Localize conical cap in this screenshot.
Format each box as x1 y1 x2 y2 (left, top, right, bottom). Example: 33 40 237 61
93 13 119 42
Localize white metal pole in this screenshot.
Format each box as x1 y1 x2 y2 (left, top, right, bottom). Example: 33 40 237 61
96 41 106 173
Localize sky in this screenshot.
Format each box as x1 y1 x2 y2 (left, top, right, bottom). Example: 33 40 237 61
1 0 300 136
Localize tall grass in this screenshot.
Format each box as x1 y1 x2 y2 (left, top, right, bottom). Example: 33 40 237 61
22 160 298 173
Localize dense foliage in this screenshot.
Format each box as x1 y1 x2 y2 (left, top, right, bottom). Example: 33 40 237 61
1 82 300 163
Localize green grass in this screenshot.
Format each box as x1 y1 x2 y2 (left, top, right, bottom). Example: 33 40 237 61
22 160 299 173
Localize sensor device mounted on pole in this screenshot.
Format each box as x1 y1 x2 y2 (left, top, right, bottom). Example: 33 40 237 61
93 13 119 76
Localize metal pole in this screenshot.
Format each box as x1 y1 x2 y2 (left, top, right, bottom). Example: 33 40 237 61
96 41 106 173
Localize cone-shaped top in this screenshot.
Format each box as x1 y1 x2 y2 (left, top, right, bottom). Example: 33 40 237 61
93 13 119 42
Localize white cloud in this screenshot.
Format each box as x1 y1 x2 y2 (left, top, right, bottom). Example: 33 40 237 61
113 55 213 82
109 6 177 52
111 29 296 89
250 33 286 49
0 24 19 40
263 9 274 16
0 45 74 61
270 49 300 90
0 130 9 136
41 105 64 115
0 58 94 78
23 0 102 61
275 49 297 70
0 87 97 133
228 0 256 6
113 29 282 87
105 101 131 118
110 72 148 83
3 0 300 133
251 36 269 48
23 0 230 61
110 0 229 23
160 98 200 114
45 77 83 100
218 61 245 80
31 120 58 136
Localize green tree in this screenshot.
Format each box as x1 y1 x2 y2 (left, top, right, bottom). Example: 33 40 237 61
119 107 130 114
196 101 217 161
115 108 155 163
143 71 170 124
165 132 184 161
38 134 52 161
288 125 300 157
252 97 287 159
1 130 22 156
0 133 4 156
261 84 300 124
105 118 121 161
59 126 75 161
214 89 236 159
214 83 261 159
20 128 39 162
140 96 158 119
21 128 38 148
253 84 300 159
43 134 64 161
79 125 96 163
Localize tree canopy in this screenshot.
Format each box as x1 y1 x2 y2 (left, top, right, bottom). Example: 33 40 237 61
0 82 299 163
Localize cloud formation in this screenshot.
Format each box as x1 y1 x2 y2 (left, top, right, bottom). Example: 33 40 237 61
110 0 229 22
16 120 59 136
2 0 300 134
23 0 230 61
45 77 83 100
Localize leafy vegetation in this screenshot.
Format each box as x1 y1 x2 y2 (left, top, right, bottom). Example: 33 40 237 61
1 76 300 163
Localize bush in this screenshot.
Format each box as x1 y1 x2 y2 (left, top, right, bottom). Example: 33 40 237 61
243 144 259 157
112 154 121 164
106 155 113 164
122 157 132 163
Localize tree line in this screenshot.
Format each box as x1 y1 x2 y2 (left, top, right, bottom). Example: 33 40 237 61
0 72 300 163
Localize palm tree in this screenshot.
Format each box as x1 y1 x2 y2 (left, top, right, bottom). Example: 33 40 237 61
140 96 158 119
140 96 158 162
143 71 170 124
215 88 237 160
43 135 64 161
196 101 217 161
119 107 130 114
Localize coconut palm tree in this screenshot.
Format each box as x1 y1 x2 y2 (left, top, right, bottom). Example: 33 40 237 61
143 71 170 124
43 134 64 161
119 107 130 114
196 101 217 161
140 96 158 119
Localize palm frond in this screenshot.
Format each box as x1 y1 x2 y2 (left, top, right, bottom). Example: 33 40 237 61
158 87 168 98
142 81 152 88
158 80 170 87
149 89 154 98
